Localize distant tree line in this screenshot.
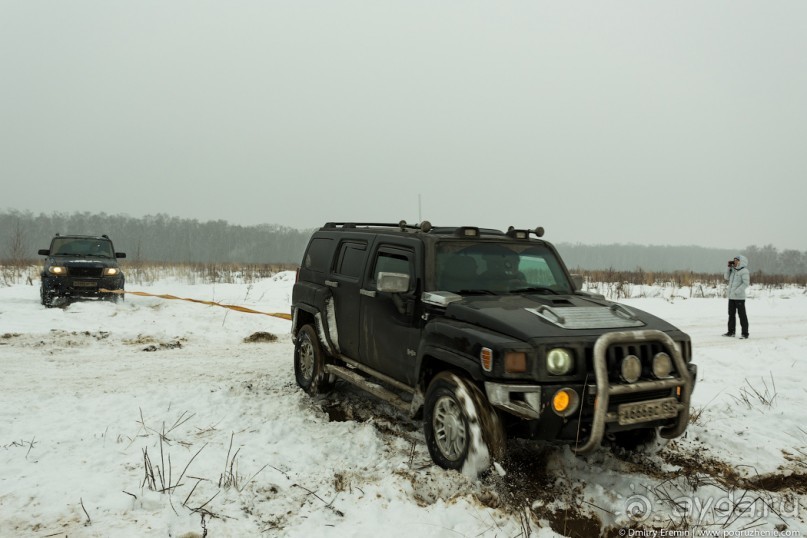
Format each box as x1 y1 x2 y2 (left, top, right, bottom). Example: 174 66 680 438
2 210 806 275
556 243 807 276
1 210 314 264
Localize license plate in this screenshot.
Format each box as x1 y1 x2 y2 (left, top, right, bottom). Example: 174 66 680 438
618 397 678 425
73 281 97 288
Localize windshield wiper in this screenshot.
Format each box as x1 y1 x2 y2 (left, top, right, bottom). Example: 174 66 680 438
455 289 498 296
511 286 559 295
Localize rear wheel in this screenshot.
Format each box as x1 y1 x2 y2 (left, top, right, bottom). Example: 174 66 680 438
294 324 333 396
423 372 505 475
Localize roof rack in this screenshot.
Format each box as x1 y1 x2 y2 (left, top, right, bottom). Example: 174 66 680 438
321 222 545 238
323 221 423 232
427 227 506 236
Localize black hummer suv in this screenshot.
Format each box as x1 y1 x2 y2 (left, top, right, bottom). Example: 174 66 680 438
291 222 696 474
38 234 126 306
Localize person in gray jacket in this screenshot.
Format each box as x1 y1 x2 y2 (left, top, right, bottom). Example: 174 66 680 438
723 255 750 338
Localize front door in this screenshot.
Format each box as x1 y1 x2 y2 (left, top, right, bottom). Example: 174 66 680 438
359 243 422 384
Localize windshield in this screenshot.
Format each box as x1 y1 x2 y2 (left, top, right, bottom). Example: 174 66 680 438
435 241 572 295
50 238 114 258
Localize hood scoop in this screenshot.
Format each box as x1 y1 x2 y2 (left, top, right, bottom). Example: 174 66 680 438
526 303 645 329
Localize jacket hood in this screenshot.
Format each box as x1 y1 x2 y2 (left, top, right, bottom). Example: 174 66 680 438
735 255 748 269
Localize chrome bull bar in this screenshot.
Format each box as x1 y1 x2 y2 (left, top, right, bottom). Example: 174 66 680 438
573 330 693 455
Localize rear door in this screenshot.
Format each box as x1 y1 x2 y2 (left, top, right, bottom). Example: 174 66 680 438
359 240 423 384
328 238 371 360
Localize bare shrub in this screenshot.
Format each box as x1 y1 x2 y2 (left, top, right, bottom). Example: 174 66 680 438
729 374 778 411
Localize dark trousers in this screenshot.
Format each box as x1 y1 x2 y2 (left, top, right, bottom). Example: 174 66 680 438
728 299 749 336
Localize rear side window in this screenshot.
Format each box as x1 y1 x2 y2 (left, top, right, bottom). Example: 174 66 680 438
303 237 335 272
334 241 368 279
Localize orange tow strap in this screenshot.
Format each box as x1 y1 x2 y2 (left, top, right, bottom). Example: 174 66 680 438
99 289 292 320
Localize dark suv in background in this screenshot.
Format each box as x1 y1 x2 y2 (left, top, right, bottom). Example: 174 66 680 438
38 234 126 306
291 222 696 475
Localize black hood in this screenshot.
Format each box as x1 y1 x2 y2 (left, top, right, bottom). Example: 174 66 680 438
443 293 679 341
45 254 118 268
47 255 116 268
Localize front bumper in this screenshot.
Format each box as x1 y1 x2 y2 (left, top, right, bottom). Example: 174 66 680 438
42 276 124 298
485 330 695 454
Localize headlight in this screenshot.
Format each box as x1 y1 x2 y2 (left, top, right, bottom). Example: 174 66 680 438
48 266 67 275
546 348 573 375
103 267 119 276
652 352 673 378
621 355 642 383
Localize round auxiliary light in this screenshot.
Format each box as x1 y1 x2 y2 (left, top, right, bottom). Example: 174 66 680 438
621 355 642 383
552 388 580 417
534 226 545 237
652 352 673 379
546 348 573 376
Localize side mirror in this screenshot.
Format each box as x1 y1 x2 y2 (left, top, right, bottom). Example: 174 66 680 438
38 249 50 256
571 274 584 290
116 252 127 259
377 272 410 293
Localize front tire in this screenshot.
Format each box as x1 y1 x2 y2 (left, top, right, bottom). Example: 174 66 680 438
610 428 663 451
40 286 56 307
423 372 505 476
105 291 123 303
294 324 333 396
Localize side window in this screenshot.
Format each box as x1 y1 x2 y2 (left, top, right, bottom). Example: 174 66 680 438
303 238 334 272
334 241 368 279
371 249 414 290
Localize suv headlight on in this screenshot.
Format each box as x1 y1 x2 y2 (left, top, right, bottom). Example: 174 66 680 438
48 266 67 276
103 267 120 276
546 348 574 375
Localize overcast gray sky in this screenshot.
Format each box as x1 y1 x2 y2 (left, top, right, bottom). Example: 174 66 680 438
2 1 805 250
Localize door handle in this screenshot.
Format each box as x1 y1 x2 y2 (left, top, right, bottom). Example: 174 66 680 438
325 280 339 288
359 289 376 297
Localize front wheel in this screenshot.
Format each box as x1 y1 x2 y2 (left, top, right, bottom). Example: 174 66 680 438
40 286 56 307
423 372 506 476
293 324 333 396
105 291 123 303
610 428 664 453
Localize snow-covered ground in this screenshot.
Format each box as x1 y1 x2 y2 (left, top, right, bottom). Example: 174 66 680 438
1 273 805 537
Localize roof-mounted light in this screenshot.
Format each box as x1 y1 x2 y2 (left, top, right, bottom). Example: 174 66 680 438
506 226 545 239
454 227 480 237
